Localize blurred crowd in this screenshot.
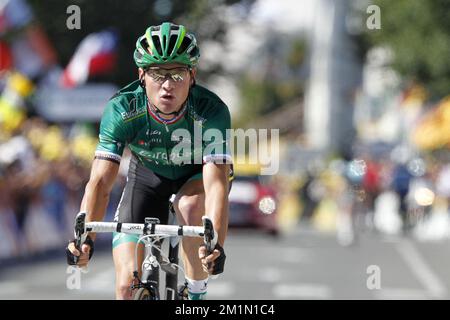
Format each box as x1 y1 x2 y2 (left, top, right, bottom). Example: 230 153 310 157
0 113 126 260
297 143 450 245
0 0 125 261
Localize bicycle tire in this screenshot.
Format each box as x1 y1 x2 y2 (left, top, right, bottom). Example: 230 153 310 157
134 287 153 300
177 284 188 300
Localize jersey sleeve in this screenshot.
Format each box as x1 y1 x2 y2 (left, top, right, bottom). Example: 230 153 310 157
201 102 232 164
95 100 129 164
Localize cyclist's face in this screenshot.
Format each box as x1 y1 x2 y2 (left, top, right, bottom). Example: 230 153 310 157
139 63 195 114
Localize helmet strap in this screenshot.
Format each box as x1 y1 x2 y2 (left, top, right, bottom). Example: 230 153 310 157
146 95 189 123
150 102 183 117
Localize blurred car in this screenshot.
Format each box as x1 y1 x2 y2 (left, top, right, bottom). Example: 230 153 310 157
228 162 279 236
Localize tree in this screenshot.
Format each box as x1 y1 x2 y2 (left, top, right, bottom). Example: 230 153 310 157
363 0 450 100
235 35 306 128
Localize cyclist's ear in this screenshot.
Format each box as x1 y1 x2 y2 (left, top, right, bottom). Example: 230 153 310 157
138 68 146 88
190 68 197 87
138 67 144 78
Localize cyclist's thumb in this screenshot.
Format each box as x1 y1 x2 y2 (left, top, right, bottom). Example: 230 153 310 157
68 242 80 256
81 244 91 254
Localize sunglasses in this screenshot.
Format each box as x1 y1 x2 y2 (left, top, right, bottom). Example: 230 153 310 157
145 66 191 83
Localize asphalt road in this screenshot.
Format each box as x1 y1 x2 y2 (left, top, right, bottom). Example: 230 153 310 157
1 225 450 300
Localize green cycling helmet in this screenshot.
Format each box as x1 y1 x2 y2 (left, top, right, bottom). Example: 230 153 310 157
134 22 200 68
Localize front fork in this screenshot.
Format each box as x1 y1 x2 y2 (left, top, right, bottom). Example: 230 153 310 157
130 240 162 299
130 238 184 300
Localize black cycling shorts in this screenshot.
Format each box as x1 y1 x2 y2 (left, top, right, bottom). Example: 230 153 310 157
114 155 203 225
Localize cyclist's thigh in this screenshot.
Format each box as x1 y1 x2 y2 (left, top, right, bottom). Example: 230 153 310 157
172 165 234 224
114 157 173 226
112 179 171 253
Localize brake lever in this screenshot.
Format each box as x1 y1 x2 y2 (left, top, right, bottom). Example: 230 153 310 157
201 216 219 278
73 211 88 264
202 216 216 254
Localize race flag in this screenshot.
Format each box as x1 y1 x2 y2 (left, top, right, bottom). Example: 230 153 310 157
61 29 118 88
0 41 13 71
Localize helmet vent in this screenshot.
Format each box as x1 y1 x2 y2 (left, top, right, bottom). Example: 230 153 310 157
177 37 192 55
140 37 150 53
189 45 199 57
169 35 177 55
152 35 163 56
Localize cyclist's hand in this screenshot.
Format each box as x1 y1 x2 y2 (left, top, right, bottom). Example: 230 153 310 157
199 243 226 275
66 236 95 267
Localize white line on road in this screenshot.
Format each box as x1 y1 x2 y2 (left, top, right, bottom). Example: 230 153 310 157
395 239 447 299
258 267 283 282
232 246 314 263
207 281 235 298
273 283 332 299
280 247 313 263
373 287 428 300
0 282 26 297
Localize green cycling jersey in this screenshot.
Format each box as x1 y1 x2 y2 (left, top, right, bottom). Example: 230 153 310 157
95 80 232 180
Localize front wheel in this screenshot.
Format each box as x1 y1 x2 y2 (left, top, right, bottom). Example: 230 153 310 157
177 284 188 300
134 288 153 300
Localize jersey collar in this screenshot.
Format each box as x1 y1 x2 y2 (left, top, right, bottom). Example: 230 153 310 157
147 100 188 125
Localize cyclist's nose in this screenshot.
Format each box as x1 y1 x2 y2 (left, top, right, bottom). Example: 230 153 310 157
161 77 175 90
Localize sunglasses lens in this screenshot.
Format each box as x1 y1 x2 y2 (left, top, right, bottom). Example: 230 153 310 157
171 73 184 81
149 71 165 82
148 67 189 83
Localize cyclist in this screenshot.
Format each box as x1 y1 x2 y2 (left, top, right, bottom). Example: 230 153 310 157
66 22 232 300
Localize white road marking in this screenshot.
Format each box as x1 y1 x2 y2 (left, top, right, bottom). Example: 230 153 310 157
234 246 314 263
207 281 235 297
373 287 428 300
280 247 313 263
258 267 282 282
0 281 27 297
273 283 332 299
395 239 447 299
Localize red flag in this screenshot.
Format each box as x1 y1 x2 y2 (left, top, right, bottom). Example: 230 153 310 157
0 41 13 71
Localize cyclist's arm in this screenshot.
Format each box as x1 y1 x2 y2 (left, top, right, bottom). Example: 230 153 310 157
80 158 120 241
203 162 230 246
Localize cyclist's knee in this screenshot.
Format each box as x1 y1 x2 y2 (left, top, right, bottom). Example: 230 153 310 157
176 195 203 225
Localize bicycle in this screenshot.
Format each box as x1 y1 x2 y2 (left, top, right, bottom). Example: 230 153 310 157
72 208 217 300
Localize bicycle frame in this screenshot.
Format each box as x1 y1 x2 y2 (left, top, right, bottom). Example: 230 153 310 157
72 211 217 300
131 217 182 300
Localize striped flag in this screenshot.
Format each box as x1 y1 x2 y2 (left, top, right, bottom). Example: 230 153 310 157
61 29 118 88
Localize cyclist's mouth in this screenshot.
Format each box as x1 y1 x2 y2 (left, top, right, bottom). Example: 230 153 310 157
160 94 174 102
